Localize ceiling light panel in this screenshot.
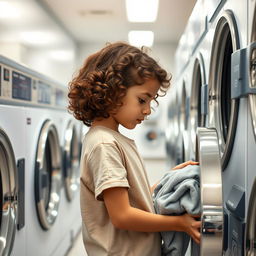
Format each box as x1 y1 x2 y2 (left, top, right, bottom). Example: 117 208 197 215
125 0 159 22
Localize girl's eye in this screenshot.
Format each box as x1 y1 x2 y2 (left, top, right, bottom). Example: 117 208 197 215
138 98 146 104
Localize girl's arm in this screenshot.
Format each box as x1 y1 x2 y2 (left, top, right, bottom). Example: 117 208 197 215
103 187 201 244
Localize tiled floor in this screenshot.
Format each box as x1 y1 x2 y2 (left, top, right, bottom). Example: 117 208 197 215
66 232 88 256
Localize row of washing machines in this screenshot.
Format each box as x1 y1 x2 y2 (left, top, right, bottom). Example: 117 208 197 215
0 55 86 256
166 0 256 255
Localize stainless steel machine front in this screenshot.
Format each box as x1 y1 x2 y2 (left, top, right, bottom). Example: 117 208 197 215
196 127 223 256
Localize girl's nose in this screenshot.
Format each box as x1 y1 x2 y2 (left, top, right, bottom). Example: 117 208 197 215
143 105 151 115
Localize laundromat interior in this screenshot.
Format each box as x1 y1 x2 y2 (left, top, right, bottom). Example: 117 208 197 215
0 0 256 255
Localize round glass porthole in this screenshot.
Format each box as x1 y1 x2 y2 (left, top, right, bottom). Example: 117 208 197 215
0 129 18 256
63 121 80 201
208 11 240 169
35 120 62 230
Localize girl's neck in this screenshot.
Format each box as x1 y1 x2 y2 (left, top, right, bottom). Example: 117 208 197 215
91 116 119 132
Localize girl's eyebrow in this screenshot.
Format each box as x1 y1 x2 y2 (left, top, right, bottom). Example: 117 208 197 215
141 92 153 98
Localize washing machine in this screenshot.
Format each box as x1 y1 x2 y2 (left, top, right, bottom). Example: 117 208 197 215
169 0 208 166
0 85 26 256
204 1 248 254
189 51 208 161
0 55 74 256
25 106 65 256
0 56 28 256
25 80 83 256
165 88 179 167
189 18 211 161
56 92 83 251
165 85 181 167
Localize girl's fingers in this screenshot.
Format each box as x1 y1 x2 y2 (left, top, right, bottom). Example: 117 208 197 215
172 160 200 170
192 229 201 244
189 214 201 218
192 221 201 229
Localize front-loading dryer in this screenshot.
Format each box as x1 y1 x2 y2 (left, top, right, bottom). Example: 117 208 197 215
166 88 179 167
171 62 192 166
166 85 181 166
205 1 248 254
189 27 212 161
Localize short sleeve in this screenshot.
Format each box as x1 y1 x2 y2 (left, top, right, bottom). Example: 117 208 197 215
88 143 130 200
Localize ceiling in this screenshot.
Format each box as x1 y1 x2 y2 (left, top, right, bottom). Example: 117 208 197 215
39 0 196 45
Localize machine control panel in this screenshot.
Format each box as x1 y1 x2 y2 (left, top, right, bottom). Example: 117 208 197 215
0 55 67 110
12 71 32 101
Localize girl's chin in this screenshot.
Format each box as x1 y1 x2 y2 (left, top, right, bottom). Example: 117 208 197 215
122 123 137 130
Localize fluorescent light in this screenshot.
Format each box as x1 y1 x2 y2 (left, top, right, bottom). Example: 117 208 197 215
125 0 159 22
128 31 154 47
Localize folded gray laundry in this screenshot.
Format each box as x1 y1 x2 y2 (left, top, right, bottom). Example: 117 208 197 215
153 165 201 256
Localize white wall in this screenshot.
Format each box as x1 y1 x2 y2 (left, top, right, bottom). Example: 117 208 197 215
0 43 78 85
23 46 78 85
0 42 28 64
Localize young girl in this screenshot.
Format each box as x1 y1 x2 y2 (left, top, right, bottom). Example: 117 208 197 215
68 42 201 256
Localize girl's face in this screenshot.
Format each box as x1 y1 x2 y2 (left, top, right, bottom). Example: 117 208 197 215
113 78 160 130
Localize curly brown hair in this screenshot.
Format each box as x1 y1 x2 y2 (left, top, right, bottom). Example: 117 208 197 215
68 42 171 126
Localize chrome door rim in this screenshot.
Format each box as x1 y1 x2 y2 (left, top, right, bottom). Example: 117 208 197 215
196 127 223 256
35 120 61 230
0 129 17 256
190 55 206 158
180 81 187 132
208 10 240 169
63 120 79 201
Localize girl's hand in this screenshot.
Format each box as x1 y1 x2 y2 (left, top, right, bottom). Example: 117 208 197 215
172 160 199 170
180 213 201 244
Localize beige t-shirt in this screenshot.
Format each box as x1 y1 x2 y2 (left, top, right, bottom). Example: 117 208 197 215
80 126 161 256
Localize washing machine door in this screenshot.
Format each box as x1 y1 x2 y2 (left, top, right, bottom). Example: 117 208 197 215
35 120 62 230
0 129 18 256
63 120 80 201
195 127 223 255
208 10 240 169
245 178 256 255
